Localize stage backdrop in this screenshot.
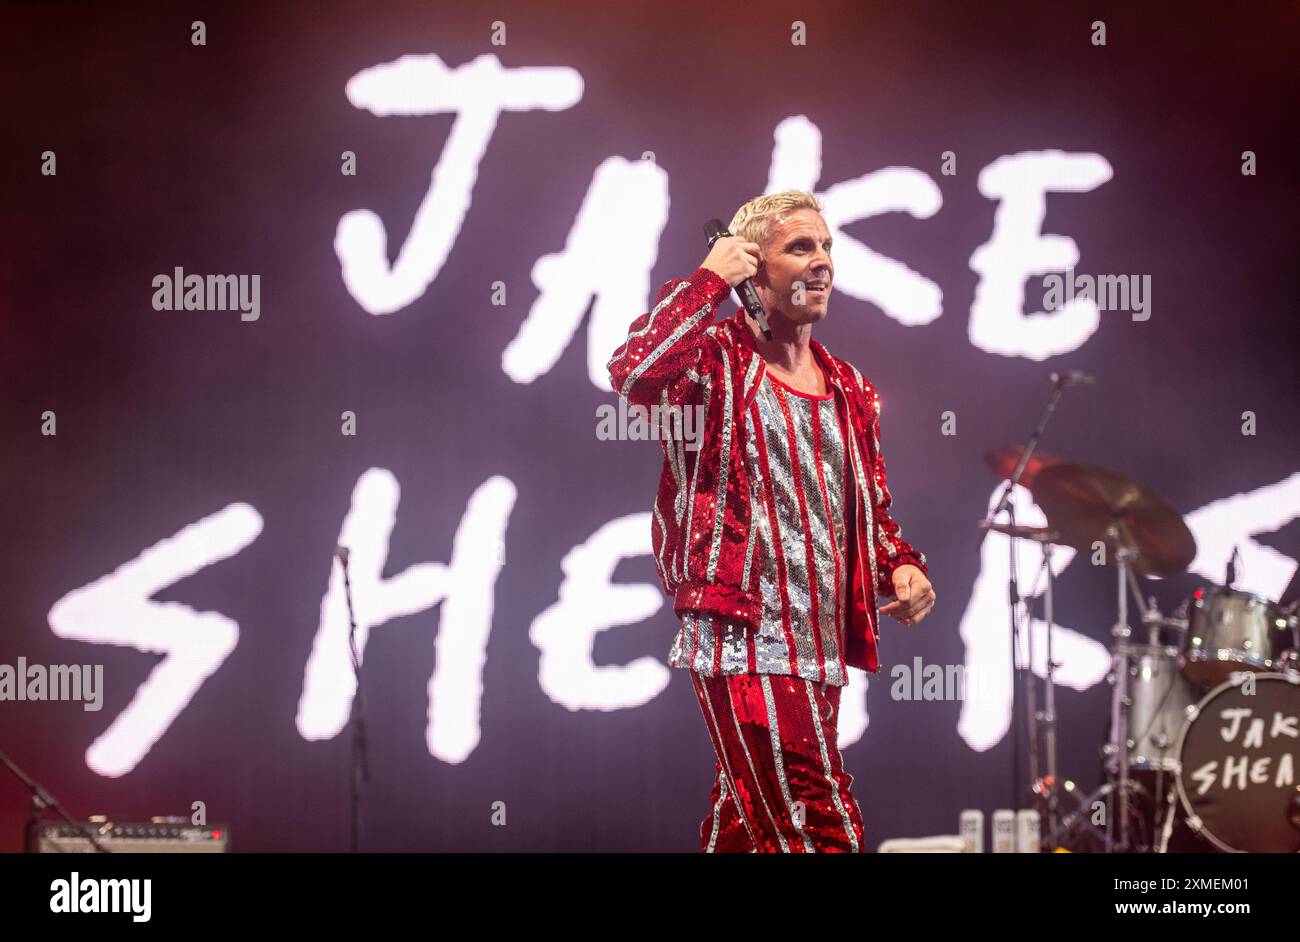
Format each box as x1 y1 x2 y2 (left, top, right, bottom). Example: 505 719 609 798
2 0 1297 851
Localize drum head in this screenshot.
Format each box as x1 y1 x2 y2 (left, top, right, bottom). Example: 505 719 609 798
1176 673 1300 852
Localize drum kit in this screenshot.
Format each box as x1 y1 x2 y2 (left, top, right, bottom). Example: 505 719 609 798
981 448 1300 853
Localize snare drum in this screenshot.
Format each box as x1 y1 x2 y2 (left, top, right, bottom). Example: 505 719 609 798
1181 587 1299 688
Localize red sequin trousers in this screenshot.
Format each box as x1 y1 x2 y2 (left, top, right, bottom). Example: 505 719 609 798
689 671 866 852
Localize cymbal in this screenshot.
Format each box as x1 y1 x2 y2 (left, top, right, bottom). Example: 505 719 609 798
983 447 1063 489
978 521 1063 543
1030 463 1196 576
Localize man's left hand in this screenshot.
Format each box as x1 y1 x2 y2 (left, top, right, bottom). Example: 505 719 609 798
878 564 935 627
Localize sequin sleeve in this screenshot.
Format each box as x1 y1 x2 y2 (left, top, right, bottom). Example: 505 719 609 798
606 266 731 409
866 389 928 598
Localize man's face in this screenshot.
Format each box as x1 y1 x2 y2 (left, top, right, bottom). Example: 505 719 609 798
755 208 834 325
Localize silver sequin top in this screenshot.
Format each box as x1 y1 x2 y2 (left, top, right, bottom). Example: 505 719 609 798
669 365 851 685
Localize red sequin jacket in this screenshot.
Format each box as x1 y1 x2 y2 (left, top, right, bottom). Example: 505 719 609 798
606 266 927 674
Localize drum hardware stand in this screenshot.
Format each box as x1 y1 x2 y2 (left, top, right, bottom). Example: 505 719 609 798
1156 771 1180 853
1108 534 1142 852
1140 601 1183 854
1049 777 1150 851
1040 539 1060 847
1073 523 1150 853
1128 571 1153 625
1022 541 1063 848
1047 779 1109 847
983 375 1074 818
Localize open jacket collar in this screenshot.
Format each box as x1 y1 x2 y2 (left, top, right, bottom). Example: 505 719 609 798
722 306 855 405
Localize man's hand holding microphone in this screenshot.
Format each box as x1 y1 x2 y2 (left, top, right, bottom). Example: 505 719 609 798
701 236 761 292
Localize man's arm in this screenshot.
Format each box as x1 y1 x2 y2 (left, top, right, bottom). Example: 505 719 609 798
864 391 936 626
871 426 927 594
606 237 759 409
606 267 728 409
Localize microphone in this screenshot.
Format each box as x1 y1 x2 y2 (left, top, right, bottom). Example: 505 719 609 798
704 218 772 340
1048 369 1095 386
335 545 350 567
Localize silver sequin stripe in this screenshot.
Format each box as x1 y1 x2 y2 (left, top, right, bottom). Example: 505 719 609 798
741 395 813 680
743 397 768 594
845 425 880 598
754 383 819 673
871 450 898 558
662 387 686 507
661 385 688 582
760 675 816 852
651 501 670 588
742 353 762 401
855 380 902 562
740 511 759 592
617 292 713 400
685 611 713 673
787 392 847 674
705 344 734 582
806 396 849 664
611 280 689 389
681 370 710 581
705 770 727 853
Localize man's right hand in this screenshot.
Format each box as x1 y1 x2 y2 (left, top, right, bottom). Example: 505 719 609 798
701 237 761 289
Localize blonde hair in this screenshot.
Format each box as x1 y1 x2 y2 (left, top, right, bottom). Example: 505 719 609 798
727 189 824 248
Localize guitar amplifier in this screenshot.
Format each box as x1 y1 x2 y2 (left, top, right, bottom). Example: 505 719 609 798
28 817 230 853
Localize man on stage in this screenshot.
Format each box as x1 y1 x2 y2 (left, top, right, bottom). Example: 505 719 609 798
607 190 935 852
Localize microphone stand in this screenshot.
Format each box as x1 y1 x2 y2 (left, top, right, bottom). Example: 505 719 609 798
981 376 1072 821
338 548 368 854
0 749 111 852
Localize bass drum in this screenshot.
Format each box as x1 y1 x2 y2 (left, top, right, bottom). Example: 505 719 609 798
1175 673 1300 852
